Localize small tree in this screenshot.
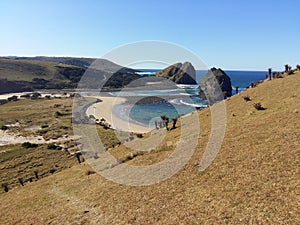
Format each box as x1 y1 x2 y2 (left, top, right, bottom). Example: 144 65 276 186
285 64 289 72
253 102 265 110
235 85 239 95
268 68 272 80
243 96 251 102
18 178 24 186
75 152 81 163
154 121 159 129
2 183 8 192
165 117 169 130
172 117 178 129
34 170 39 180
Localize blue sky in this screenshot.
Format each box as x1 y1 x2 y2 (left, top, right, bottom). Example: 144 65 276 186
0 0 299 70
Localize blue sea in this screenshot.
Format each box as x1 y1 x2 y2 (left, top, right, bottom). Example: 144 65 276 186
110 69 267 128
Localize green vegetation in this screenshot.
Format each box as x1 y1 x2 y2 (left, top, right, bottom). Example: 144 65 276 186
0 125 8 131
47 144 62 150
243 95 251 101
253 102 265 110
22 142 38 148
0 146 30 162
0 57 141 93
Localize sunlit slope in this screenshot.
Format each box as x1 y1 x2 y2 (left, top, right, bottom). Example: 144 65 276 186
0 72 299 224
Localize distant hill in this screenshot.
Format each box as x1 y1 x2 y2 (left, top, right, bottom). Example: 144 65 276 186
9 56 137 73
0 57 140 93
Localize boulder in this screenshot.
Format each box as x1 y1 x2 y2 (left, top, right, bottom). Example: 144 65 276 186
199 67 232 102
154 62 197 84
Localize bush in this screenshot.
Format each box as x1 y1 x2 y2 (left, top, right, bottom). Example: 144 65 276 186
49 168 56 174
243 96 251 102
136 133 143 138
22 142 38 148
253 102 265 110
86 170 96 175
0 125 8 131
54 111 63 117
2 183 8 192
47 144 62 150
41 124 49 128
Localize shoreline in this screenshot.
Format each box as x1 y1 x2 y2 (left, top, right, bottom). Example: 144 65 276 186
86 96 152 133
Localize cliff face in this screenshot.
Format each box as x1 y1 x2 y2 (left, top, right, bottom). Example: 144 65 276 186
199 67 232 101
154 62 197 84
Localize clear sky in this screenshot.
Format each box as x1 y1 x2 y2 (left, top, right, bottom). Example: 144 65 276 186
0 0 299 70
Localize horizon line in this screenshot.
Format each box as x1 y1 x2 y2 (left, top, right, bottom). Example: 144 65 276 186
0 55 281 72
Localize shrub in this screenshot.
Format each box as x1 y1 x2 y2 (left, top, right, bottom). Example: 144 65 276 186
22 142 38 148
136 133 143 138
253 102 265 110
41 124 49 128
86 170 96 175
49 168 56 174
54 111 63 117
243 96 251 102
34 171 39 179
47 144 61 150
18 178 24 186
2 183 8 192
171 117 178 129
0 125 8 131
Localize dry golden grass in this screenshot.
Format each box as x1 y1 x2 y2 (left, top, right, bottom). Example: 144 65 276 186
0 97 73 138
0 73 299 224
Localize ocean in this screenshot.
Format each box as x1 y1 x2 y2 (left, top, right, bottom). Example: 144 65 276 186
111 69 267 128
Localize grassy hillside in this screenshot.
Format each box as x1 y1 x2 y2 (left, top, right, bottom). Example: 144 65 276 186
0 72 299 224
0 58 58 81
0 57 141 93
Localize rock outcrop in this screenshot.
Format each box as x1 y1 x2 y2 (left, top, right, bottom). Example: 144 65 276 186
199 67 232 102
154 62 197 84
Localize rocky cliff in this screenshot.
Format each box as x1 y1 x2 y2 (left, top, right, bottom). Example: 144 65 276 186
154 62 197 84
199 67 232 101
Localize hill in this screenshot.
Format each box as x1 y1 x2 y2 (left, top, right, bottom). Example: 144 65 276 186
0 57 140 93
0 71 299 224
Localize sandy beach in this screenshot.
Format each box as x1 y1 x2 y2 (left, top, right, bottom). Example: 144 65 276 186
86 96 151 133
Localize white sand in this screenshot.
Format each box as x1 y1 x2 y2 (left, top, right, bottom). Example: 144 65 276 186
86 96 151 133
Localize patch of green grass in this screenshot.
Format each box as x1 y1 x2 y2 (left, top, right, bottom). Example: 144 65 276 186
96 127 120 148
0 146 31 162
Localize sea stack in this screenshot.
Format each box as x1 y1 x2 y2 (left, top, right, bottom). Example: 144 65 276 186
154 62 197 85
199 67 232 100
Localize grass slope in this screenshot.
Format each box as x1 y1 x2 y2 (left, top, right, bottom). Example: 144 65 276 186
0 73 299 224
0 57 141 91
0 58 59 81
